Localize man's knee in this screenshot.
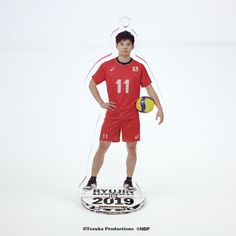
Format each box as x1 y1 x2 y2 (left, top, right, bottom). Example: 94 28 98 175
98 141 111 153
126 142 137 153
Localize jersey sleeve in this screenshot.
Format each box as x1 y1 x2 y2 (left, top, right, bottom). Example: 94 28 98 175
140 64 152 87
92 63 106 85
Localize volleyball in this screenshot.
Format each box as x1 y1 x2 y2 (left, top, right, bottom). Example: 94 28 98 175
136 96 155 113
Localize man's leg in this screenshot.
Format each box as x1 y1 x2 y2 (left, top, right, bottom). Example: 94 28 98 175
126 142 137 177
123 142 137 190
83 141 111 190
91 141 111 176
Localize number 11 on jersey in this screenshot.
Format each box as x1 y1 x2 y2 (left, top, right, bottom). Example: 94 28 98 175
116 79 130 94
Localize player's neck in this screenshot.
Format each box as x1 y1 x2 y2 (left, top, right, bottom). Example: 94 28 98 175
117 55 131 63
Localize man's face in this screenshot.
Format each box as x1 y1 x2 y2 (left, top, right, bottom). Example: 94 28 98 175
116 39 134 57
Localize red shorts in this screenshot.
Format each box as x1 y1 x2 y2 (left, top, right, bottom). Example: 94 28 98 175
100 118 140 142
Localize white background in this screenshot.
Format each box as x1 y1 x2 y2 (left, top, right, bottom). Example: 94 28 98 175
0 0 236 235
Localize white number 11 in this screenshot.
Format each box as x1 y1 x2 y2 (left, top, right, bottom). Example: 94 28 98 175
116 79 130 93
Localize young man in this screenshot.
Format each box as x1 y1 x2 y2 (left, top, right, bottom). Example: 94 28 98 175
83 31 164 191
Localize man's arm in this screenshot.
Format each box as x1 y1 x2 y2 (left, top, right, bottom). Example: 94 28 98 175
89 79 116 111
145 84 164 124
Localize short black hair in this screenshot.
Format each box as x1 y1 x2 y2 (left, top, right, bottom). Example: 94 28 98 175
116 31 135 45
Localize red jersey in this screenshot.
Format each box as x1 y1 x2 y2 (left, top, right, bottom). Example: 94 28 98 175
92 57 152 120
